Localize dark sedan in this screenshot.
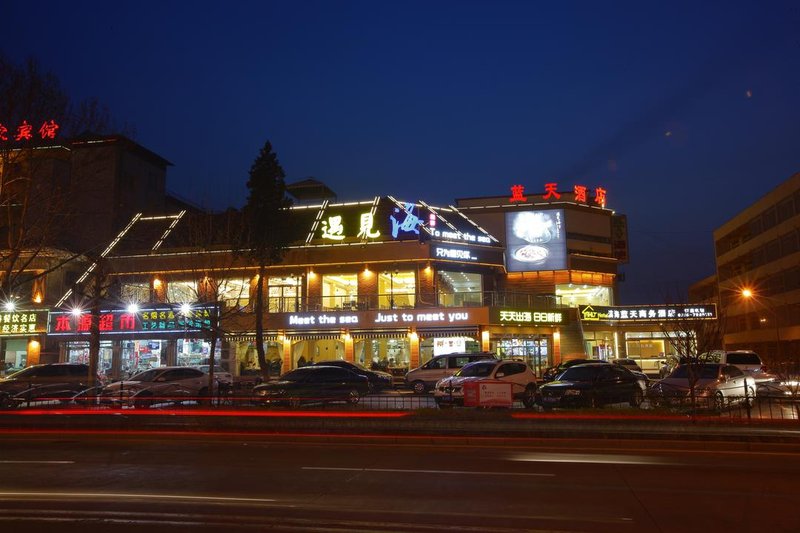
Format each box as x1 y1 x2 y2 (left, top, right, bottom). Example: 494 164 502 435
541 358 606 382
537 363 644 409
312 360 393 392
253 366 370 406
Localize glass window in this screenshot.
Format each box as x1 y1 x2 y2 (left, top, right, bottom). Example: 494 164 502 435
556 284 612 306
218 278 250 309
424 358 446 370
167 281 197 304
121 282 150 304
322 274 358 310
378 271 416 309
437 271 482 307
177 338 221 367
268 276 301 313
122 340 165 376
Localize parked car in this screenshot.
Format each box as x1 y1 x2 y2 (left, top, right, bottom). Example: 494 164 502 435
702 350 770 383
312 360 393 392
434 359 538 408
611 358 642 372
405 352 498 394
253 365 370 406
99 366 212 408
0 363 99 409
193 365 233 387
537 363 644 409
541 358 605 382
648 363 756 410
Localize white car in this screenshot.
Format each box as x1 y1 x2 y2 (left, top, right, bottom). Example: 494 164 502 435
100 366 215 408
649 363 756 410
193 365 233 387
434 360 538 408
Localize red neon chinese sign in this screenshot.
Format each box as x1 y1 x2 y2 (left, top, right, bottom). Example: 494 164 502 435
509 184 527 202
506 181 609 207
0 119 60 142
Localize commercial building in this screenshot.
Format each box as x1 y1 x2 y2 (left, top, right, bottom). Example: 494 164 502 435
696 172 800 362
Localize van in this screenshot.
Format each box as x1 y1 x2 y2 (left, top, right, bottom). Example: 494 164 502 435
704 350 769 381
405 352 498 394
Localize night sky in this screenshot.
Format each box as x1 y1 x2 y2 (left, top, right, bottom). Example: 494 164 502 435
6 1 800 304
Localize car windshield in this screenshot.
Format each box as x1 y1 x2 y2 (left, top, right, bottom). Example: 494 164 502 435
669 365 720 380
281 369 310 382
455 362 496 378
558 366 597 382
726 353 761 365
129 369 162 382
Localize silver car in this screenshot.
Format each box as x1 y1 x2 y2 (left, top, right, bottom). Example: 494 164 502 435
100 366 213 408
649 363 756 410
434 360 538 408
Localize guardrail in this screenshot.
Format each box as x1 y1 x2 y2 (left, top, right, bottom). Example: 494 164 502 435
4 390 799 420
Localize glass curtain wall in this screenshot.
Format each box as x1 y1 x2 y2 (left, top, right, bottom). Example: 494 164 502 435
321 274 358 310
268 276 301 312
378 271 416 309
437 271 482 307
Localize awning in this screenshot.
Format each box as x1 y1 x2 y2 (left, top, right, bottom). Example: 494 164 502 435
351 329 409 340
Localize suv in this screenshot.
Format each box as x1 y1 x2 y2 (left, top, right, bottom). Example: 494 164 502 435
542 358 606 382
405 352 498 394
703 350 769 382
434 359 538 408
0 363 96 408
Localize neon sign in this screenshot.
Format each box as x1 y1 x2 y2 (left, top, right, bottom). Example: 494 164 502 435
319 212 382 241
389 203 423 238
490 308 565 325
579 304 717 322
0 119 60 142
433 246 477 261
0 310 48 336
507 183 608 207
47 306 217 335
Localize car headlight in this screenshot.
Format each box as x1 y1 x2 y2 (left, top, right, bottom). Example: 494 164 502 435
564 389 582 396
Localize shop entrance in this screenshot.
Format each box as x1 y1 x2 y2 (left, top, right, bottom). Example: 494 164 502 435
494 335 550 377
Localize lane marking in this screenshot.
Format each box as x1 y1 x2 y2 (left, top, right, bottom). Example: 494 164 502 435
0 491 276 503
0 461 75 465
302 466 554 477
510 452 679 465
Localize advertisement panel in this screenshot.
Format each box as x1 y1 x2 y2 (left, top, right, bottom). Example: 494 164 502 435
579 304 717 322
505 209 567 272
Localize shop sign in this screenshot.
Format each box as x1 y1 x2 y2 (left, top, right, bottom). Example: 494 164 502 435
509 183 607 207
320 212 382 241
579 304 717 322
490 307 566 325
432 245 477 261
0 310 48 336
430 229 492 244
0 119 60 142
47 305 218 335
389 202 424 238
283 307 487 329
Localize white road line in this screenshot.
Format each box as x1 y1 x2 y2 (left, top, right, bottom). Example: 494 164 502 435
0 492 276 503
510 452 680 465
0 461 75 464
302 466 554 477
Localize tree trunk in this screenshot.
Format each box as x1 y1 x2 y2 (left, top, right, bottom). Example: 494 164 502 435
88 272 102 389
208 331 217 406
255 266 269 381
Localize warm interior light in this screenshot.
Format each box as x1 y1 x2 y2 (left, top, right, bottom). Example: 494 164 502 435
33 292 43 304
153 278 162 288
742 288 753 298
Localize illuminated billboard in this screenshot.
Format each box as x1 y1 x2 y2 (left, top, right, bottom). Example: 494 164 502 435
505 209 567 272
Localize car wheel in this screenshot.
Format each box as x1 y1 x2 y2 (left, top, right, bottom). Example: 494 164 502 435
629 388 643 408
346 389 361 405
714 391 726 411
0 393 15 410
522 385 537 408
411 381 426 395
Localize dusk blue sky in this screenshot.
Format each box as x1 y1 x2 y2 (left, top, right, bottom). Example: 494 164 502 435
6 1 800 304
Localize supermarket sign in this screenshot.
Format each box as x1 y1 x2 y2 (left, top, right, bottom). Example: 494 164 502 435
47 305 218 335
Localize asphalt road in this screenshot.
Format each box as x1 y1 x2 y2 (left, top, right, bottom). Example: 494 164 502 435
0 432 798 532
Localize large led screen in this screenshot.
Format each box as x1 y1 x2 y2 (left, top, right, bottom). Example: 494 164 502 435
505 210 567 272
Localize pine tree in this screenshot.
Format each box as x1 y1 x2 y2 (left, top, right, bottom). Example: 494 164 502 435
244 141 294 379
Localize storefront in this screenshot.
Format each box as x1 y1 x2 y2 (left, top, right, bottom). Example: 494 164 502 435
47 304 223 380
0 309 48 375
579 304 718 374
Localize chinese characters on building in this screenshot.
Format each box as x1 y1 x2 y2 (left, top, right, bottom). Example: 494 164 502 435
0 119 60 142
0 312 46 335
495 309 564 324
579 305 717 322
48 307 216 334
509 183 607 207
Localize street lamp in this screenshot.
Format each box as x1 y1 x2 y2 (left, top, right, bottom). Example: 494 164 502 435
740 288 781 360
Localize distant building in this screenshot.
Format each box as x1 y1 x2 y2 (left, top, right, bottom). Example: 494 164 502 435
691 172 800 362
